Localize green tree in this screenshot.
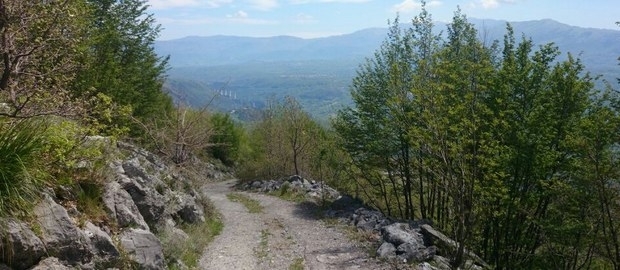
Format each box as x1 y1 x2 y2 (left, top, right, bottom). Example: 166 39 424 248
208 112 244 166
0 0 89 118
75 0 171 132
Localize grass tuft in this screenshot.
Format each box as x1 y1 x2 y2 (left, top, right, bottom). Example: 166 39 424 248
160 196 223 269
227 192 263 213
0 120 46 217
289 257 305 270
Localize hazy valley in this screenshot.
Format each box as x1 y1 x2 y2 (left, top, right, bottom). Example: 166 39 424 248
156 18 620 120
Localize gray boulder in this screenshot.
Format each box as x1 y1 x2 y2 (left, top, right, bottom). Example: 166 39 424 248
29 257 70 270
376 242 397 258
166 193 205 224
82 222 120 267
120 228 165 270
34 195 92 266
0 218 46 270
382 223 420 246
353 208 388 231
397 243 436 262
118 174 165 226
102 181 149 230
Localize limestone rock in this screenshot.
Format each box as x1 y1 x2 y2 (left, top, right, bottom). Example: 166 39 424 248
166 192 205 224
118 174 166 226
34 194 92 266
397 243 436 262
376 242 397 258
382 223 419 246
102 181 149 230
0 218 46 270
29 257 71 270
82 222 120 267
120 228 165 270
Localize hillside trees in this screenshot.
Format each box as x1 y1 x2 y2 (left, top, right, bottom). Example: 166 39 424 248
74 0 172 133
0 0 89 118
334 7 620 269
237 96 329 181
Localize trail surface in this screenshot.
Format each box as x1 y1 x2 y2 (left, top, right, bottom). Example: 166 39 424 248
199 179 393 270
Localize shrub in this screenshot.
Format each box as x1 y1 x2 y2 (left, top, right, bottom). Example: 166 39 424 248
0 120 46 216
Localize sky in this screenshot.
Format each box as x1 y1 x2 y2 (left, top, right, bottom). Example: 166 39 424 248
147 0 620 40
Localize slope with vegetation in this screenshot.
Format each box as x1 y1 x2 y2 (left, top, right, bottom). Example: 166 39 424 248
0 0 226 268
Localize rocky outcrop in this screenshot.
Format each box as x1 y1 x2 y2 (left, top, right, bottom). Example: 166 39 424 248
0 218 46 270
120 228 165 270
238 175 341 201
0 140 218 269
102 180 149 230
29 257 71 270
82 221 120 267
34 194 93 266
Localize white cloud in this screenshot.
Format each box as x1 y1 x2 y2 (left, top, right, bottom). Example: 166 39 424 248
147 0 233 9
248 0 279 10
392 0 441 14
293 13 317 24
289 0 370 4
475 0 516 9
227 10 249 18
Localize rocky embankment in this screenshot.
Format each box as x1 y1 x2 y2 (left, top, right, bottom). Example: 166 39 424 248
241 176 489 270
0 140 226 269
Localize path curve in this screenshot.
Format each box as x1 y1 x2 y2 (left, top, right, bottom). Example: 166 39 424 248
199 179 393 270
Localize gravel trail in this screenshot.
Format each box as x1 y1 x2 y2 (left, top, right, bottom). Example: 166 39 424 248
199 179 393 270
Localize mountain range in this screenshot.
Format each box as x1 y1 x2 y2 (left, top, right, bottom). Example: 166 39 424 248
155 18 620 120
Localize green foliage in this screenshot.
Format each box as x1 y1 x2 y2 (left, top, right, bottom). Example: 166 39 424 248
74 0 172 136
333 6 620 269
237 96 333 181
208 113 244 166
0 120 46 217
160 213 223 269
0 0 90 118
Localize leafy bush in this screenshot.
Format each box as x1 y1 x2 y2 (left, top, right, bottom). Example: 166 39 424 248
0 120 46 216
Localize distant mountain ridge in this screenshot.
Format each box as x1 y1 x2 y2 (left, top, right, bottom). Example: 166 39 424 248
155 19 620 120
156 18 620 69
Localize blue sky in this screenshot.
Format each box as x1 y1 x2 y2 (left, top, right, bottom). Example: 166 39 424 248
147 0 620 40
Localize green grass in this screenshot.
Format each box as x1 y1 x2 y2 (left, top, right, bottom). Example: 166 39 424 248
227 192 263 213
289 257 305 270
255 229 270 260
0 120 46 217
160 197 224 269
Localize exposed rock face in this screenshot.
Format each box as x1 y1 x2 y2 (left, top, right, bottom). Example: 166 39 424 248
29 257 71 270
117 173 166 226
0 218 46 270
1 140 216 269
34 194 93 266
120 228 165 270
102 181 149 230
82 222 120 267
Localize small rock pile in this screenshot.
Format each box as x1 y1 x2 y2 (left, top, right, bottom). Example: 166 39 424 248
326 195 487 269
246 177 488 269
238 175 341 201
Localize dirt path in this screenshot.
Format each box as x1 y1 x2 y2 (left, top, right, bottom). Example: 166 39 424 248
199 179 393 270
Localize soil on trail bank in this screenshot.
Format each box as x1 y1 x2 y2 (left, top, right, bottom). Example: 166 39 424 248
199 179 396 270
